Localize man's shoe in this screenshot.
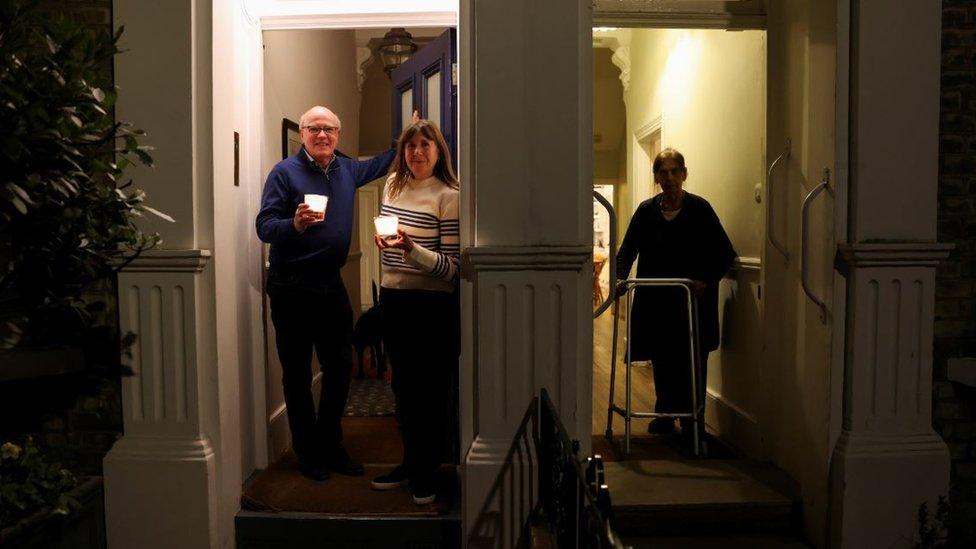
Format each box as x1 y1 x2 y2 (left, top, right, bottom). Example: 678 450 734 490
327 447 364 476
411 474 437 505
647 417 675 435
298 462 330 482
371 465 409 491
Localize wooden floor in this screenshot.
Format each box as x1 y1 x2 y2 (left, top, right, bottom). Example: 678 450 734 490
592 306 657 435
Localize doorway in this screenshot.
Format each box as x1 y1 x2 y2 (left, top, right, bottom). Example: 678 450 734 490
250 22 461 520
591 26 767 454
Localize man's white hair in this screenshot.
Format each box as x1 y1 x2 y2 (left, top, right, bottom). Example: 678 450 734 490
299 106 341 129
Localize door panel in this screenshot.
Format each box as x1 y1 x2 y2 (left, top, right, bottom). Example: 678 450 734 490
399 86 414 130
763 1 837 545
391 28 457 167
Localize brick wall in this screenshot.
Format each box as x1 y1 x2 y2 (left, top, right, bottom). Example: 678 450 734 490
936 1 976 546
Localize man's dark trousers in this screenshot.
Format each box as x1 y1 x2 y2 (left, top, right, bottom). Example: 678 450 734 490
267 268 353 467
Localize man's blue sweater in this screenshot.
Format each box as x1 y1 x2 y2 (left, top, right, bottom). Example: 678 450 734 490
256 147 396 273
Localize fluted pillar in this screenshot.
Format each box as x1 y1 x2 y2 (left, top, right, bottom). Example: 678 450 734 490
459 0 592 543
104 250 217 549
829 1 951 546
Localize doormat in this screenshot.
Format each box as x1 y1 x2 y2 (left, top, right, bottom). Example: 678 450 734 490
344 378 396 417
241 451 455 516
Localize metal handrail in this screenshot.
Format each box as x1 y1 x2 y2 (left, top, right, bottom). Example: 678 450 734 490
766 139 791 260
593 191 617 318
801 168 832 323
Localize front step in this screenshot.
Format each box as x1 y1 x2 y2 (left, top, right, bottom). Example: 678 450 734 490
621 534 811 548
236 463 462 548
236 510 461 549
605 459 800 537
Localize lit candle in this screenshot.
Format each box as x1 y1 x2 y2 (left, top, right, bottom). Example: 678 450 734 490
374 215 399 237
304 194 327 222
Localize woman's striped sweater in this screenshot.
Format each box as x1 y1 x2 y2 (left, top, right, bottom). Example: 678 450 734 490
379 174 460 293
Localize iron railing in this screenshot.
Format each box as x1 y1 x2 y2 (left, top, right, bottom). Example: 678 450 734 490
469 389 629 548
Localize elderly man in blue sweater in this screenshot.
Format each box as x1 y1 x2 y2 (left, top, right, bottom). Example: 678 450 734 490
256 105 396 481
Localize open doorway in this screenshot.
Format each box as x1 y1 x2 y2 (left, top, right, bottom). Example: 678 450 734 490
251 23 462 518
591 27 767 453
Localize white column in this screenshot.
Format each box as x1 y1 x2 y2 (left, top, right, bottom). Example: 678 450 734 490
104 250 218 549
829 1 951 547
460 0 592 543
107 1 220 546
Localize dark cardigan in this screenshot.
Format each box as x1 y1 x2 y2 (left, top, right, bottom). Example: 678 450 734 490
615 192 737 360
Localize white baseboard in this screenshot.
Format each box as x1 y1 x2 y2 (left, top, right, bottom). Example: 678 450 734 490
705 388 764 458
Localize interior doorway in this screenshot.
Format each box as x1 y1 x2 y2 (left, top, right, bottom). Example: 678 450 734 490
590 26 767 455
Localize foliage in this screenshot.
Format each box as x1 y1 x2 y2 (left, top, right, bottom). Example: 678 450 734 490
915 496 950 549
0 437 78 528
0 0 171 350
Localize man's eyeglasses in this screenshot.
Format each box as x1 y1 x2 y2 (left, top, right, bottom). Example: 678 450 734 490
303 125 340 136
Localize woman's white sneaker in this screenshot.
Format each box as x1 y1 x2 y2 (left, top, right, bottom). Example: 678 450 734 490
371 465 409 490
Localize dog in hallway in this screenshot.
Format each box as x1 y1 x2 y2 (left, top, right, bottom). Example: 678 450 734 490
353 281 385 379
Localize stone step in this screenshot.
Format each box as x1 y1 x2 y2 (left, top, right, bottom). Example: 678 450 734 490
621 534 811 548
235 510 461 549
604 459 800 537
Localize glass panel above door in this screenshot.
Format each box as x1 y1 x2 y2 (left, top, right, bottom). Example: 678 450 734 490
426 71 441 128
401 88 413 130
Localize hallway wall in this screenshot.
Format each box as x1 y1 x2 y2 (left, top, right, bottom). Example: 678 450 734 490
263 30 361 166
624 28 765 258
212 2 267 544
262 29 362 313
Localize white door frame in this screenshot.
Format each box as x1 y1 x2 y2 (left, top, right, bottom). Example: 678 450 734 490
247 8 459 470
632 116 662 218
594 9 848 545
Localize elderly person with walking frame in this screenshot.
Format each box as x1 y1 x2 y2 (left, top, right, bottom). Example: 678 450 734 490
616 147 736 442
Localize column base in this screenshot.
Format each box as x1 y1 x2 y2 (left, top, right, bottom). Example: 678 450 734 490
829 430 949 548
104 436 218 549
464 436 535 546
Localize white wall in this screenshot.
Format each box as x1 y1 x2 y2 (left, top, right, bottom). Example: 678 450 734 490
262 30 361 168
261 28 362 311
593 48 625 184
212 1 265 546
623 29 765 258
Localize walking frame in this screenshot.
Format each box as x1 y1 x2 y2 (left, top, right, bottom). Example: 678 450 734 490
592 190 705 457
604 278 705 457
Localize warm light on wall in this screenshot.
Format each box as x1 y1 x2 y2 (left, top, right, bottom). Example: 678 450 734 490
659 32 702 132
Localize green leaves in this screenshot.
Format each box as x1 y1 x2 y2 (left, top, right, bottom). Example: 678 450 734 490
0 0 168 349
0 437 79 526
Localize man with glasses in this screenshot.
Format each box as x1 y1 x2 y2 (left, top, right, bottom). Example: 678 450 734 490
256 105 396 481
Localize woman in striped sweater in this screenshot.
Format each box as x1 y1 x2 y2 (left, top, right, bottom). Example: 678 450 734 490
369 120 459 505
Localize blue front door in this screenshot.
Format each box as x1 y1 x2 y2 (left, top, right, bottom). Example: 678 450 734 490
391 28 457 168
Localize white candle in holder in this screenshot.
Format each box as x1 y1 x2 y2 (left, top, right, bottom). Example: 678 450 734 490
304 194 327 222
373 215 399 237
